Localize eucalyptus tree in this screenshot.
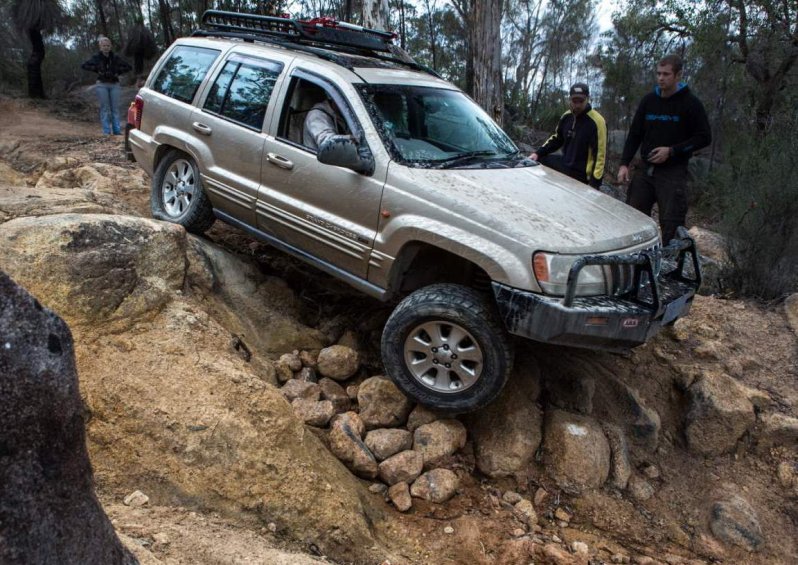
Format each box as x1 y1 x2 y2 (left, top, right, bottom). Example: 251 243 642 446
12 0 65 98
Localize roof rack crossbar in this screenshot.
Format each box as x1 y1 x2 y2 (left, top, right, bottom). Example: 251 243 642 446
191 29 358 71
201 10 393 53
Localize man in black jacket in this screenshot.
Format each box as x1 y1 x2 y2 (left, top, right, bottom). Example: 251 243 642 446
531 83 607 188
81 37 132 135
618 54 711 243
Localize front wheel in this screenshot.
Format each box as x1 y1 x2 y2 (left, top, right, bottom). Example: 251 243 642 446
381 283 514 413
151 149 215 234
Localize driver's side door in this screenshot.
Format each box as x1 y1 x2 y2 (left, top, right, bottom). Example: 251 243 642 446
257 70 386 280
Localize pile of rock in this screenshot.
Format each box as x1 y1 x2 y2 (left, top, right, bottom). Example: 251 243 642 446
276 345 464 511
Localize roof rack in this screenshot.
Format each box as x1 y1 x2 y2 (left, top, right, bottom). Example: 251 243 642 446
200 10 394 52
193 10 439 77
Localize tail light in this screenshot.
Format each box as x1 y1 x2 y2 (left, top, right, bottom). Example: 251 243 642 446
128 95 143 130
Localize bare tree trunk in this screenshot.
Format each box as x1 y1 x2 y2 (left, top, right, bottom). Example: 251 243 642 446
95 0 109 37
362 0 389 30
470 0 503 125
110 0 125 44
26 28 47 99
158 0 175 45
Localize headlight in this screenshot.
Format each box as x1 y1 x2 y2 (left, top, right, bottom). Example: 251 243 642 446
533 251 608 296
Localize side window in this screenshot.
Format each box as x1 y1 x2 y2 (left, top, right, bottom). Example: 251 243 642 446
278 77 352 147
151 46 220 103
203 58 282 130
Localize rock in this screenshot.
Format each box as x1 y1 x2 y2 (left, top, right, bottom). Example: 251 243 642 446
468 371 543 478
291 399 335 427
443 526 454 534
544 370 595 415
123 490 150 507
152 532 169 546
280 380 321 402
688 226 728 263
296 366 318 383
274 359 293 383
406 404 440 432
357 376 412 429
537 543 579 565
571 541 589 557
299 349 319 368
410 469 459 503
346 384 359 400
329 412 379 479
502 491 523 505
611 554 630 564
777 461 795 488
318 378 351 413
368 482 387 494
709 495 763 552
627 475 655 501
412 419 467 468
533 487 548 507
784 294 798 334
365 429 413 461
0 272 136 563
317 345 359 381
542 410 610 494
592 370 661 451
554 507 571 522
336 329 360 351
280 352 303 372
642 464 660 480
756 412 798 450
388 482 412 512
602 423 632 490
513 499 538 527
685 372 755 456
378 450 424 485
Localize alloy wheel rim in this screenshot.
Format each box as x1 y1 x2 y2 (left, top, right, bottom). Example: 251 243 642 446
403 320 483 393
162 159 196 218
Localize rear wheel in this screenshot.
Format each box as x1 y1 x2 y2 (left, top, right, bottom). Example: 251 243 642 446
151 149 214 234
381 283 513 413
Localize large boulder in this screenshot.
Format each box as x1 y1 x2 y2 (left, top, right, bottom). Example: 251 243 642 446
685 371 755 456
0 272 135 564
542 410 610 494
357 376 413 429
468 360 543 478
0 214 186 332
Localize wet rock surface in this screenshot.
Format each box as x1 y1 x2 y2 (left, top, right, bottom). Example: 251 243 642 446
0 272 135 564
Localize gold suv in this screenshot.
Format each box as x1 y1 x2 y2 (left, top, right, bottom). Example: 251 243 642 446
128 11 701 412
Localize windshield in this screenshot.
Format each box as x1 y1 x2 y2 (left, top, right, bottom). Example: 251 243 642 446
357 84 519 168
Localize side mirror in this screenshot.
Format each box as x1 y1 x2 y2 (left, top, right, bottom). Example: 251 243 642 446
317 135 374 175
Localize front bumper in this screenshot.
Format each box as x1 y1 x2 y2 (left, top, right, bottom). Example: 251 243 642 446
493 229 701 351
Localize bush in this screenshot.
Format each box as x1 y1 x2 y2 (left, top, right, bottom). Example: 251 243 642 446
706 120 798 300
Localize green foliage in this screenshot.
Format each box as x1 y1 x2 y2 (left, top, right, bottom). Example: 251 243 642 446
705 117 798 300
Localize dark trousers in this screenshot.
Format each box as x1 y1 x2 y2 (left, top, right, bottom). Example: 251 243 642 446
539 154 588 185
626 164 689 244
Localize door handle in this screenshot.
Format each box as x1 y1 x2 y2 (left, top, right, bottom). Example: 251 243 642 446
192 122 212 135
267 153 294 170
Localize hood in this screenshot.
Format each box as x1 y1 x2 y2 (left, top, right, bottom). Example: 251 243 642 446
392 163 660 254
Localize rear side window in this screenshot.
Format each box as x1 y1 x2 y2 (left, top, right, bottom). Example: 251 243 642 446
151 45 220 103
203 57 283 130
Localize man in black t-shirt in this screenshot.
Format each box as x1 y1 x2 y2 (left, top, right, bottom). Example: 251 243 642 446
618 54 711 243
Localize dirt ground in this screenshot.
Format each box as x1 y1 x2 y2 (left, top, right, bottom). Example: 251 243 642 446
1 94 796 565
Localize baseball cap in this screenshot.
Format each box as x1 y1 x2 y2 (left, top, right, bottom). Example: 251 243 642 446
569 83 589 97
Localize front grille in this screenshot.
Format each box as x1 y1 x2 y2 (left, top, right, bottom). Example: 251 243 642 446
604 242 661 297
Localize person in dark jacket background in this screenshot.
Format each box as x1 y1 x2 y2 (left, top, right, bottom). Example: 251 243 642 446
531 83 607 188
81 37 132 135
618 54 711 243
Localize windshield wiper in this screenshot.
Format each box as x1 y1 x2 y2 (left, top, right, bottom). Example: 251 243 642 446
435 150 498 169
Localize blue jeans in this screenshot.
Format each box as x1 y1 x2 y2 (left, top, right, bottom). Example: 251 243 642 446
95 82 121 135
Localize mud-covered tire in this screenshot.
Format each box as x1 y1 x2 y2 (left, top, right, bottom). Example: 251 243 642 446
151 149 215 234
381 283 514 413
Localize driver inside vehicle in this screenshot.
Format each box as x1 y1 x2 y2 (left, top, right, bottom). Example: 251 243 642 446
302 87 352 151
